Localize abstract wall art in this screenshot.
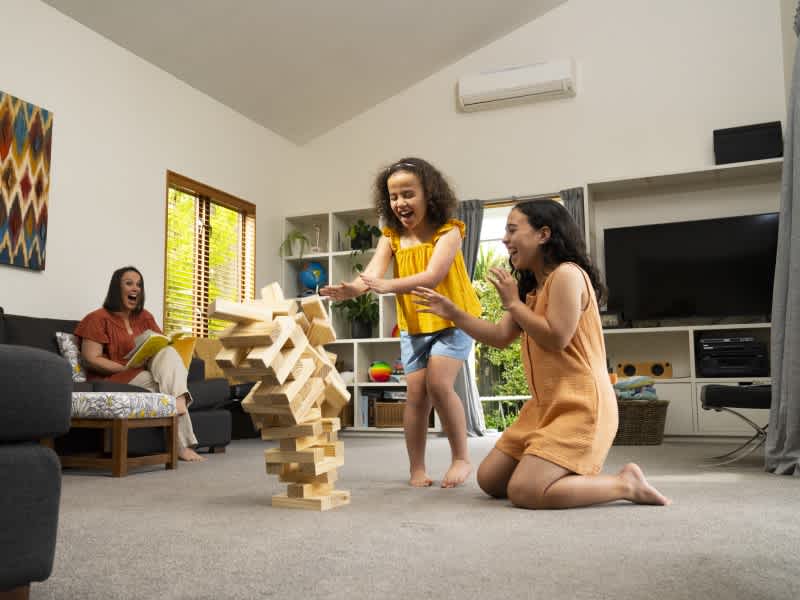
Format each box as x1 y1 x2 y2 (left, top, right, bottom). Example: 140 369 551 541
0 90 53 271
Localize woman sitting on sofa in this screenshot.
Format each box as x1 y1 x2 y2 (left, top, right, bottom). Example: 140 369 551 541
74 266 206 462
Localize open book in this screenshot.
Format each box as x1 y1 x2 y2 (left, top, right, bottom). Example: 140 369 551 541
124 330 193 368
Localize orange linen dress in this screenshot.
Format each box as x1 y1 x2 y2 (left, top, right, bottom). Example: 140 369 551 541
495 263 618 475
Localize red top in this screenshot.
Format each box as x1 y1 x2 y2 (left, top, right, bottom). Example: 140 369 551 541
74 308 161 383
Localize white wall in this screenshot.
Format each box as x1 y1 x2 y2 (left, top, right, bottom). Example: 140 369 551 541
781 0 797 102
289 0 785 214
0 0 299 320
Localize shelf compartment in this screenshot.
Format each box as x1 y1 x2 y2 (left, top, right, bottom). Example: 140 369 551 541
604 330 691 379
331 209 379 253
283 213 330 255
380 295 399 338
356 340 402 383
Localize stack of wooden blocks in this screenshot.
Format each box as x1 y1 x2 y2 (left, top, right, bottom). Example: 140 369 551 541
208 282 352 511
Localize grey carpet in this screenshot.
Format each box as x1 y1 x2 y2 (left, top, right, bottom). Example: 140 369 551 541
35 435 799 600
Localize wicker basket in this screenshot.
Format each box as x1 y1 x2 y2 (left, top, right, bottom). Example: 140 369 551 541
375 401 405 428
613 399 669 445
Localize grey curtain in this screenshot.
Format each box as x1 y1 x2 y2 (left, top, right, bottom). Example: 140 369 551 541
766 8 800 476
560 187 585 237
454 199 486 436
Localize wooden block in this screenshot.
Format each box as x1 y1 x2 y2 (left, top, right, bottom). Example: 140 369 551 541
219 321 280 348
302 346 332 379
296 407 322 424
301 295 328 321
287 482 334 498
278 467 338 485
321 403 343 418
215 346 248 369
271 490 350 511
208 299 273 323
307 318 336 346
259 421 323 440
300 455 344 476
326 351 338 364
267 461 299 475
280 433 330 451
260 282 284 304
324 373 351 410
321 418 341 433
254 358 315 404
265 447 325 464
247 319 309 385
293 312 310 333
193 338 226 379
320 441 344 459
255 298 298 316
251 414 281 431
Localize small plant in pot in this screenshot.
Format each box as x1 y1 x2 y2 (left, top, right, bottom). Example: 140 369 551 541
333 293 379 339
279 230 311 258
346 220 381 252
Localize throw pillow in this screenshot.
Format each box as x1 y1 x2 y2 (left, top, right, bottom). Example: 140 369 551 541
55 331 87 383
170 336 197 369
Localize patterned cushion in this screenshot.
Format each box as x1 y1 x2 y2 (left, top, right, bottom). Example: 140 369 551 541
55 331 87 383
71 392 177 419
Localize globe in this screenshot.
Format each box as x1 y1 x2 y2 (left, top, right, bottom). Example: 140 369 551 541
299 261 328 292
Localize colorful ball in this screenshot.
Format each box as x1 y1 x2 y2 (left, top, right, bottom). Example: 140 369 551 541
368 361 392 382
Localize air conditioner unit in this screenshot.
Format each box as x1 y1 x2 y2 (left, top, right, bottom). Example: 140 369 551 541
457 58 576 112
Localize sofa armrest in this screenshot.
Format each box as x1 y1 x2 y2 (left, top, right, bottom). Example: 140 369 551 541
0 345 72 441
188 378 230 411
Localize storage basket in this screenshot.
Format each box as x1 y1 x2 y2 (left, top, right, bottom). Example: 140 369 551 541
375 401 405 428
613 399 669 445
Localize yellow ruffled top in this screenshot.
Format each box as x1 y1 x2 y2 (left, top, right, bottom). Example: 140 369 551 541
382 219 482 335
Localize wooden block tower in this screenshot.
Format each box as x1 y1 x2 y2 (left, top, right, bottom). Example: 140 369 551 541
208 283 351 511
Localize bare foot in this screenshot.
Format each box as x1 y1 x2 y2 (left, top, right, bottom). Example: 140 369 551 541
409 468 433 487
179 447 207 462
441 459 472 488
619 463 670 505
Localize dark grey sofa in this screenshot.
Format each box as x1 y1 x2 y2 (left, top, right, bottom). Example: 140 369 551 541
0 344 71 597
0 307 232 455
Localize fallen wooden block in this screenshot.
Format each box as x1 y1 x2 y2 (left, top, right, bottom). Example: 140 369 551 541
260 282 284 304
219 321 280 348
307 318 336 346
293 312 311 333
300 295 328 321
208 299 272 323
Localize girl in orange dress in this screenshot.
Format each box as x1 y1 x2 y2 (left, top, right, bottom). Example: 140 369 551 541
321 158 481 488
414 200 670 508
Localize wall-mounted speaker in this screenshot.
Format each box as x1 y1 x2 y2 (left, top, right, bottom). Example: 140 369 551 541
616 361 673 379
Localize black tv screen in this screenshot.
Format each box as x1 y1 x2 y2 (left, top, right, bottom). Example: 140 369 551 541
603 213 779 322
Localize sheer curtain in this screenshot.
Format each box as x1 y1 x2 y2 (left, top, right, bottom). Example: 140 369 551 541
454 199 486 436
766 4 800 476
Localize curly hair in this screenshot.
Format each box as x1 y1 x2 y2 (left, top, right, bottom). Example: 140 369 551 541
103 266 145 314
511 199 606 303
373 157 457 232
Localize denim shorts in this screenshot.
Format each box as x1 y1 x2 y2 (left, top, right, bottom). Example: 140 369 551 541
399 328 473 374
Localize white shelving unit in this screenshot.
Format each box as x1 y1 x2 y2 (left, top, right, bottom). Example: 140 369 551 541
281 209 440 432
587 158 782 437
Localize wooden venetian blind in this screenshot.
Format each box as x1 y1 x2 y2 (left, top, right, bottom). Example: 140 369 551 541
164 171 255 337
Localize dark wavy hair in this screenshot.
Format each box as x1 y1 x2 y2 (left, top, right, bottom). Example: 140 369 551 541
511 199 606 303
103 266 145 314
374 157 457 232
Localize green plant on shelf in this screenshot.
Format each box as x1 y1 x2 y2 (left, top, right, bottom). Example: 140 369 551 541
279 230 311 258
333 293 379 339
346 219 382 252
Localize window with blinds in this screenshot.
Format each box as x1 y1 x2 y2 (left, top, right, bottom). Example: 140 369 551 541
164 171 255 337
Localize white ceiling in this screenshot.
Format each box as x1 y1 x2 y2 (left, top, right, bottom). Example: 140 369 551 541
43 0 566 144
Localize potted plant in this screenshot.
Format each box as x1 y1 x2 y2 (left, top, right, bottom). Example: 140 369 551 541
279 230 311 258
346 219 382 251
334 293 379 339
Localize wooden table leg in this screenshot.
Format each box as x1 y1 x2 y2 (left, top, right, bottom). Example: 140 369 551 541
112 419 129 477
166 414 178 470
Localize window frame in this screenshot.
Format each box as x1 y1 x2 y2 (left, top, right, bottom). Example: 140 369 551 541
164 170 256 337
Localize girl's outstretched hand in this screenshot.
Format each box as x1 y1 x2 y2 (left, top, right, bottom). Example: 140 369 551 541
359 274 393 295
412 287 458 321
319 281 360 301
487 267 519 310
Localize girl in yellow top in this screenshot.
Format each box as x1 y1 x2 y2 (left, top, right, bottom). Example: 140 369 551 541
321 157 481 488
414 200 670 509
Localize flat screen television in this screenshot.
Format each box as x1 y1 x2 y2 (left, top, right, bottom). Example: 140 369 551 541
603 212 779 323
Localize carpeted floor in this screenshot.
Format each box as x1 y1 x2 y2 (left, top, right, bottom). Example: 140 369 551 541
35 434 798 600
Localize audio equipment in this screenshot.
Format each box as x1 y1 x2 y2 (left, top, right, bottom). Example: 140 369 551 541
696 335 768 377
616 361 672 379
713 121 782 165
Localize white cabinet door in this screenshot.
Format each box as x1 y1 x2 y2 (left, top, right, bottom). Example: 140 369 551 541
654 382 694 435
